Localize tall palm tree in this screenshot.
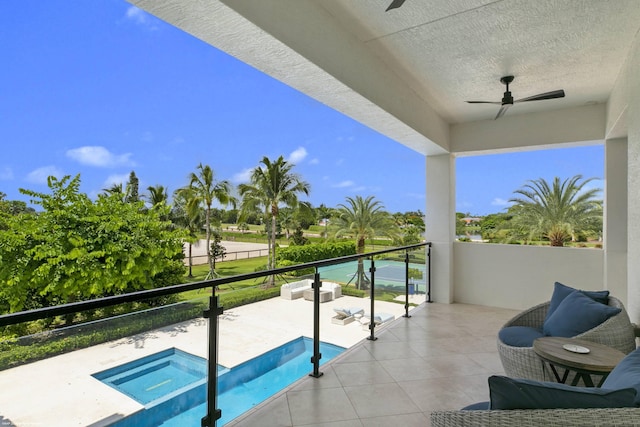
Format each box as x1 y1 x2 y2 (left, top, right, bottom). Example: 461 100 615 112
334 195 398 289
238 156 310 285
508 175 602 246
178 163 235 276
146 185 168 207
316 204 333 240
171 188 204 277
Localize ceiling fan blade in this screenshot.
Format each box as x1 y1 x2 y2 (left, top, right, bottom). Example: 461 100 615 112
385 0 406 11
495 105 510 120
466 101 502 104
515 90 565 103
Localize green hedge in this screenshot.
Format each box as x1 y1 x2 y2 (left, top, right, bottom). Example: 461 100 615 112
277 242 356 263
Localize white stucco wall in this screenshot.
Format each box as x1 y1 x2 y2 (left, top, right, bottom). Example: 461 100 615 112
452 242 605 310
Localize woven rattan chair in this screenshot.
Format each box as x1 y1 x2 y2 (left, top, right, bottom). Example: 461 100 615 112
431 407 640 427
497 296 636 381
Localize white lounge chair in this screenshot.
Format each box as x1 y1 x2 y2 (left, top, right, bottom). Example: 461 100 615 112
331 307 364 325
361 312 395 330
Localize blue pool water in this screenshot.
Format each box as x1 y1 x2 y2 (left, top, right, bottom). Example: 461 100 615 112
93 348 214 405
102 337 344 426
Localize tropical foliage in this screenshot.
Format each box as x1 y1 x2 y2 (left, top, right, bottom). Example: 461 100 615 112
0 175 186 314
238 156 310 285
178 163 235 277
508 175 602 246
334 195 399 289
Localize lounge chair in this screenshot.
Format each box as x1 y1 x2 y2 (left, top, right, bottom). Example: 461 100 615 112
331 307 364 325
361 312 395 330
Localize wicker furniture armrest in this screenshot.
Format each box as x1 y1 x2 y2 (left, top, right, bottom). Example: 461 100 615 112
502 301 548 329
431 407 640 427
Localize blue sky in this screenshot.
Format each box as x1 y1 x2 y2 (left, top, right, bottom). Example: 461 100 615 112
0 1 603 216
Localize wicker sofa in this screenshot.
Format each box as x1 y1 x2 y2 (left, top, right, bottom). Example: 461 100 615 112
431 407 640 426
497 295 636 381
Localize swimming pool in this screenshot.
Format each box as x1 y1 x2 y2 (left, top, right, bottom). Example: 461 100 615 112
93 348 215 405
101 337 344 426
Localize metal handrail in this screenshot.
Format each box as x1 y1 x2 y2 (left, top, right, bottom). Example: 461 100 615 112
0 242 430 327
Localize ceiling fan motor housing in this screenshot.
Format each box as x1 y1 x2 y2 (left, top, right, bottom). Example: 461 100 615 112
500 75 514 105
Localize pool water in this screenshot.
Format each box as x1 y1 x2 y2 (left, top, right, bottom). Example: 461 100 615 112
93 348 212 405
102 337 344 426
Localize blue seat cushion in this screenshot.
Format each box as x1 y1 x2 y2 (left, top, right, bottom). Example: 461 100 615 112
461 401 490 410
489 375 636 410
602 347 640 406
499 326 545 347
545 281 610 322
543 290 621 337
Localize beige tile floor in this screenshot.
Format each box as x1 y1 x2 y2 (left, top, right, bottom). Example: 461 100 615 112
226 302 518 427
0 299 517 426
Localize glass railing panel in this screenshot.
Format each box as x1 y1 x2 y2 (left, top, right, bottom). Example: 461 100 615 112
0 293 211 426
0 243 430 427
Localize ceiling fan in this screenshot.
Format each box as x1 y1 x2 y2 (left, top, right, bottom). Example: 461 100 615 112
385 0 406 12
466 76 565 119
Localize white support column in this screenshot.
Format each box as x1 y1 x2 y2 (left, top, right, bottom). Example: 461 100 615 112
425 154 455 303
626 38 640 325
604 138 627 301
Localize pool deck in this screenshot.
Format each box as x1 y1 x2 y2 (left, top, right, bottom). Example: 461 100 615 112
0 294 423 427
227 302 517 427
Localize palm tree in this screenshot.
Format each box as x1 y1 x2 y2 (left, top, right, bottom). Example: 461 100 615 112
171 188 203 277
238 156 310 285
178 163 235 277
316 204 333 240
508 175 602 247
334 195 399 289
146 185 168 207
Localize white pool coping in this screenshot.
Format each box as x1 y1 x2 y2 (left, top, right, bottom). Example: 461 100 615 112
0 294 421 427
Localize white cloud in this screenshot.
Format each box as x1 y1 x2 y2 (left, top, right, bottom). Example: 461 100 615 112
287 147 308 164
335 158 345 166
26 166 63 184
491 197 511 206
66 146 134 168
333 180 354 188
103 173 130 187
309 158 319 165
232 168 253 184
0 167 13 180
124 6 158 30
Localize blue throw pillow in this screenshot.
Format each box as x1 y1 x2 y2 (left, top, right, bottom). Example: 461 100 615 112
602 347 640 406
461 401 490 410
489 375 636 410
545 282 610 322
543 290 621 337
498 326 545 347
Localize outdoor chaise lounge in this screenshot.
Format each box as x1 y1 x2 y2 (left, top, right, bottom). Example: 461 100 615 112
361 312 395 330
497 282 636 382
331 307 364 325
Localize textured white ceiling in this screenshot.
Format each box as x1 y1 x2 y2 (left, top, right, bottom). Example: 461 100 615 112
320 0 640 123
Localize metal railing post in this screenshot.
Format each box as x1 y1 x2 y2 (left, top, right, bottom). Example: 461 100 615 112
201 291 223 427
403 251 411 318
427 243 433 303
309 270 323 378
367 258 377 341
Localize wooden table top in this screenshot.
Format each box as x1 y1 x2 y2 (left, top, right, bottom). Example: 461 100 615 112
533 337 626 373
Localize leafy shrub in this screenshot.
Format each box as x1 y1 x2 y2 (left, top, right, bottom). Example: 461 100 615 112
277 242 356 264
